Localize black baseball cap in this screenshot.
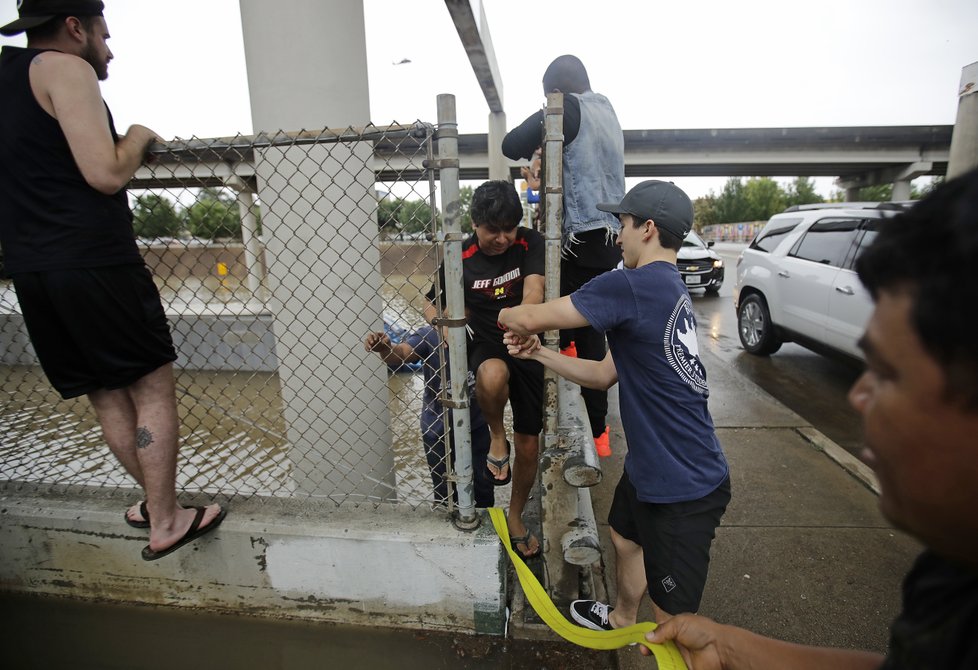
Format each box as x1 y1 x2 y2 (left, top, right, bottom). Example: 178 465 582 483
597 180 694 239
1 0 104 36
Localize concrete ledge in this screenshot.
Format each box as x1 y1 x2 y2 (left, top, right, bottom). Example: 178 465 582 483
796 426 880 495
0 489 506 635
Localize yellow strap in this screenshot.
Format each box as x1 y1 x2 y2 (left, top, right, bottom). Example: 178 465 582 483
488 507 687 669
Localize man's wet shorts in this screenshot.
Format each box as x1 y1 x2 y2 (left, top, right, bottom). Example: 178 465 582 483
609 470 731 615
468 337 543 436
13 264 178 399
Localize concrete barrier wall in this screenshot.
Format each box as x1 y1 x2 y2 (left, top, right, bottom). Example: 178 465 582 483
0 489 507 634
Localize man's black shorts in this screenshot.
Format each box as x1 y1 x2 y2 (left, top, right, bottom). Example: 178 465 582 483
609 470 731 614
13 265 177 399
468 337 543 435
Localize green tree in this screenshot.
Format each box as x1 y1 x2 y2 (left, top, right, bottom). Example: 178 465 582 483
377 196 401 236
714 178 751 223
398 198 436 234
132 193 182 238
854 183 893 202
458 185 474 233
742 177 785 221
693 194 718 228
184 187 242 240
784 176 824 208
375 195 438 237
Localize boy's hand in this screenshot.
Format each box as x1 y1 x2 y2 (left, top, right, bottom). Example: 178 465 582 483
504 331 540 358
364 332 392 353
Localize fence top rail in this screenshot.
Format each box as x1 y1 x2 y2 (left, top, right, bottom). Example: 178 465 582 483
146 122 434 164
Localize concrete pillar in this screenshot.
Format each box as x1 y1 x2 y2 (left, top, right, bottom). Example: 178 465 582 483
238 0 394 498
226 177 265 302
892 179 912 201
845 187 860 202
239 0 370 132
487 111 508 181
947 61 978 180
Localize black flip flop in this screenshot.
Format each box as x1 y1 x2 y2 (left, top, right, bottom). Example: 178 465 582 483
486 440 512 486
124 500 151 529
510 532 541 561
141 506 228 561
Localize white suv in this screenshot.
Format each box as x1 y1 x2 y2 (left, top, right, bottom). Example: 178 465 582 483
734 203 911 361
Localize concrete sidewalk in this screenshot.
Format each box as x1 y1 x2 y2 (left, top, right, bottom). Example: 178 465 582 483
586 346 920 668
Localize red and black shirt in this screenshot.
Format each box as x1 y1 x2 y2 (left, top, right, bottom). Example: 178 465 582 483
429 227 545 345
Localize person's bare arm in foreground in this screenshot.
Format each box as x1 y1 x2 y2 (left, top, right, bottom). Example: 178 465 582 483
643 613 884 670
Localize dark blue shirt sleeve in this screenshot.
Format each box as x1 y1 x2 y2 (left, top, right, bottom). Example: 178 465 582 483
569 270 634 333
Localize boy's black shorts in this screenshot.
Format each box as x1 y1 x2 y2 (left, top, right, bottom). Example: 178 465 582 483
468 337 543 436
609 470 731 614
13 265 178 399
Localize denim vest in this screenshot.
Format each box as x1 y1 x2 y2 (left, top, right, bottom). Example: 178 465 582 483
562 92 625 250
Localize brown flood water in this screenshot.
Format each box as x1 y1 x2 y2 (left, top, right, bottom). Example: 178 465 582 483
0 593 615 669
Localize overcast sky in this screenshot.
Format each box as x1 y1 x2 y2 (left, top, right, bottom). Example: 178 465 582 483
2 0 976 198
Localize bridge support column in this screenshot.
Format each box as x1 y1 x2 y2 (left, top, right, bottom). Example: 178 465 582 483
948 61 978 180
892 179 912 201
488 111 508 181
239 0 395 498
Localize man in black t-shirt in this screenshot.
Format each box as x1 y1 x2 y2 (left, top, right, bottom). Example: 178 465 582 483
426 180 545 559
0 1 225 561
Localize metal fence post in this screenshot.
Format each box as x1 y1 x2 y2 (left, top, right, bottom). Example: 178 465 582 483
539 93 602 604
435 94 478 528
539 92 576 599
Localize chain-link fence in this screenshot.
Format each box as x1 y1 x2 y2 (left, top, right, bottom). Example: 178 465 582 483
0 120 485 511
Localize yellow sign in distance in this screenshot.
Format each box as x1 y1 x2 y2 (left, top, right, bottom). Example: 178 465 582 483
487 507 687 669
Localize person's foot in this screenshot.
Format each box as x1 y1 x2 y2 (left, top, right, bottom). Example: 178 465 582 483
486 437 511 484
124 500 150 529
145 504 225 557
508 517 541 560
570 599 615 631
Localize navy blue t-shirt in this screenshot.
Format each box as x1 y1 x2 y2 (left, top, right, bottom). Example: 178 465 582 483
405 326 486 446
571 261 728 503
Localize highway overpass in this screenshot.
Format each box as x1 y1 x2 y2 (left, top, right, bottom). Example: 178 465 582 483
136 123 950 199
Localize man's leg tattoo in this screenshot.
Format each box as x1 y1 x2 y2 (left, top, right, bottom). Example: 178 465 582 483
135 426 154 449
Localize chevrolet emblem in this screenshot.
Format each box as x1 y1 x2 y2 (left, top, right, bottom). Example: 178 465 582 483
686 266 698 272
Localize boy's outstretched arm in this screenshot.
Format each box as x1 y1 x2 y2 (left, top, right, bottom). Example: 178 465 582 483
497 296 588 336
364 332 420 367
504 332 617 391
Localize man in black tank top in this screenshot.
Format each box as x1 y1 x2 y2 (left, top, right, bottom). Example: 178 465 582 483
0 0 226 561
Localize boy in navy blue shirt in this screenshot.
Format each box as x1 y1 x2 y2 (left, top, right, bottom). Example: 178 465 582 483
499 180 730 628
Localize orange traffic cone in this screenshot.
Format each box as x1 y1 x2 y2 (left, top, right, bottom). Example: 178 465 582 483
560 341 578 357
594 425 611 457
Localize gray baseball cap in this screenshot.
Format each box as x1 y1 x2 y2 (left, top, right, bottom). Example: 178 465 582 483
597 180 694 239
1 0 104 36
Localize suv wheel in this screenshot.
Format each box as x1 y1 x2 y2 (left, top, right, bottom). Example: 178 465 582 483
738 294 782 355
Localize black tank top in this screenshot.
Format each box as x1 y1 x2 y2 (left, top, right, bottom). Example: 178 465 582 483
0 46 141 275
